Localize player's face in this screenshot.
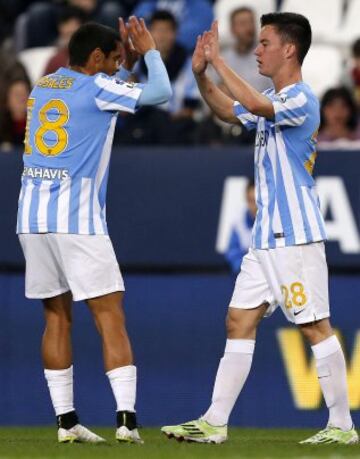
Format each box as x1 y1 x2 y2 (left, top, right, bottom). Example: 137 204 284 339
101 41 123 76
254 25 290 78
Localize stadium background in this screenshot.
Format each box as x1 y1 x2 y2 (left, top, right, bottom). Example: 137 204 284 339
1 0 360 430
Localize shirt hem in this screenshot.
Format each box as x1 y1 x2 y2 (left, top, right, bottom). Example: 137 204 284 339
17 228 108 235
252 237 326 250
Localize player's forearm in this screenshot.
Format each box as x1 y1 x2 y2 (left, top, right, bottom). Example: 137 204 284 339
138 50 172 106
212 57 274 119
195 72 238 123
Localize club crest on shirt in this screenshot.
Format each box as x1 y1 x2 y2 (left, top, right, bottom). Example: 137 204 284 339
279 93 287 103
116 80 136 89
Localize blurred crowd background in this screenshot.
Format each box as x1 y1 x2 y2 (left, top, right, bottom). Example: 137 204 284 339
1 0 360 151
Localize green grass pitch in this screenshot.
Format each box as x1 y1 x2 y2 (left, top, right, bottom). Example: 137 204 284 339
0 427 358 459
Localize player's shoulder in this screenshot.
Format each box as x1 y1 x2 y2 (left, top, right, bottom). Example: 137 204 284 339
93 73 144 100
280 82 318 104
93 71 125 86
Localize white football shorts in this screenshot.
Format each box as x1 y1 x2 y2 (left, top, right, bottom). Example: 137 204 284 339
19 233 124 301
229 242 330 325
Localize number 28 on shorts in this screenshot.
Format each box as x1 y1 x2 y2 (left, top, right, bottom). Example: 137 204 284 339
280 282 307 309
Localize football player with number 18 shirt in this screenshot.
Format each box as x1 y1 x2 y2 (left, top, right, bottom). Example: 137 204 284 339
17 17 171 444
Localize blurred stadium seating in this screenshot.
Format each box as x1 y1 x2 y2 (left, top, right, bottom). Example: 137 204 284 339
280 0 344 43
302 44 344 97
18 46 56 84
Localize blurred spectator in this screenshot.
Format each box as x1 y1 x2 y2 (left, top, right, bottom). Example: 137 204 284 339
318 87 360 148
0 0 33 45
225 180 256 274
14 0 123 51
349 38 360 111
43 6 86 75
67 0 122 28
0 78 31 152
133 0 213 52
218 7 271 93
142 11 200 116
117 10 200 145
0 49 30 89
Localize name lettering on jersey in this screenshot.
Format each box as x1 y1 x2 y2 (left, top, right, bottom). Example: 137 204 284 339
22 167 69 180
255 130 269 147
36 76 75 90
278 328 360 409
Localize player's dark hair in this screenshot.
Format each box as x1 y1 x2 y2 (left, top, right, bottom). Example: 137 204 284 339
149 10 177 30
260 12 312 65
320 86 358 131
230 6 254 23
68 22 120 66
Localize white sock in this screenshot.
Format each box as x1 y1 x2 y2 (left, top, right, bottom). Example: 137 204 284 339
312 335 353 431
106 365 137 412
202 339 255 426
44 366 74 417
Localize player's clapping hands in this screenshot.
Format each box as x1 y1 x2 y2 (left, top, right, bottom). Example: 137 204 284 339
192 34 207 75
203 21 221 65
192 20 221 75
126 16 156 56
119 17 139 70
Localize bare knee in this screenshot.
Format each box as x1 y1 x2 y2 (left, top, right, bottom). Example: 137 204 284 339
299 318 333 345
87 292 126 336
226 309 257 339
43 295 72 332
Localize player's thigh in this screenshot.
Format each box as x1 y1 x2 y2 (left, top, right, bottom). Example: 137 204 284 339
259 242 329 325
18 234 69 299
229 249 276 312
55 234 125 302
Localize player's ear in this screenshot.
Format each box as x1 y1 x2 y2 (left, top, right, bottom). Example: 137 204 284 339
88 47 106 72
93 47 105 64
284 42 296 60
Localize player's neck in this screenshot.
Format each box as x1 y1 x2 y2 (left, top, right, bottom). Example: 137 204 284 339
272 68 302 93
69 65 95 76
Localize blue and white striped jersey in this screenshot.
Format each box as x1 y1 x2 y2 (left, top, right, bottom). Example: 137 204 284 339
234 82 327 250
17 67 143 235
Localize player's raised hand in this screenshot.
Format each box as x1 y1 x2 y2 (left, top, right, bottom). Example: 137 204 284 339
119 17 139 70
127 16 156 55
203 20 221 64
192 34 207 75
